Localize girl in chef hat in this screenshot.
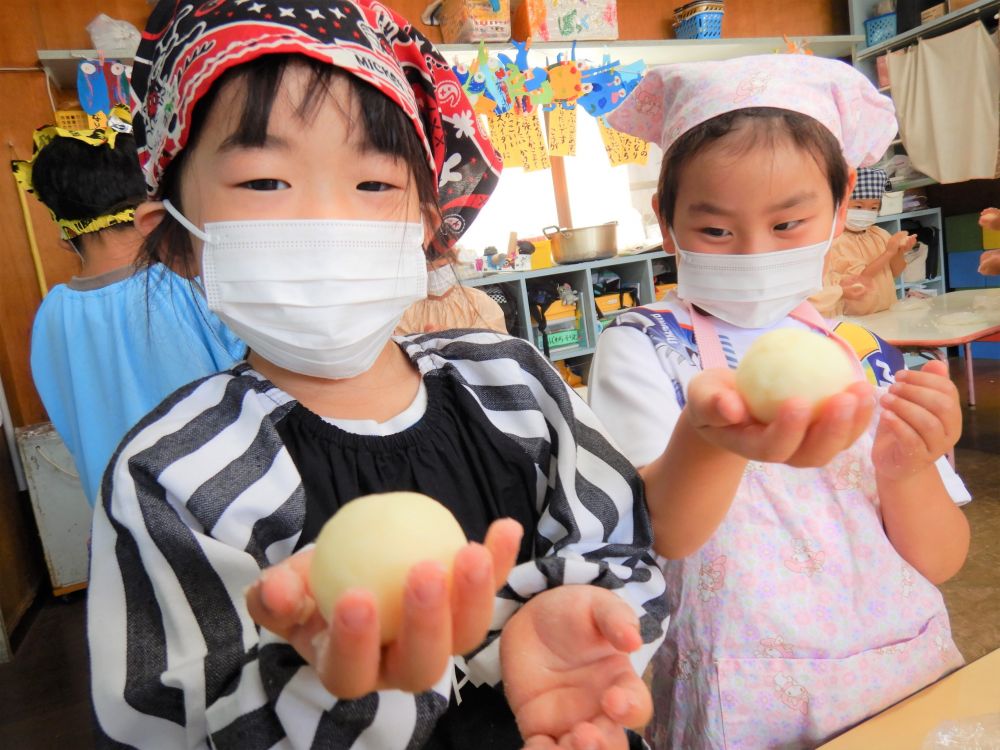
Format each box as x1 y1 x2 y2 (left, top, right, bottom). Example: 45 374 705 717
87 2 670 749
588 54 971 748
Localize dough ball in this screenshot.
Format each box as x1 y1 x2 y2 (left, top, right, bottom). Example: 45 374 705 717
735 329 856 424
309 492 467 644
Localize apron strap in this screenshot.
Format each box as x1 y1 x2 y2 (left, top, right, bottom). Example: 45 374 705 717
688 305 731 370
688 301 866 382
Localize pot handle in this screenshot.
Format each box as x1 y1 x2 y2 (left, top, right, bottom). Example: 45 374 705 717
543 225 571 238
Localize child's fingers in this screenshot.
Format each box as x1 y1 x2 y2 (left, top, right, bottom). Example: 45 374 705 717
450 543 497 655
688 369 747 428
522 738 557 750
522 737 558 750
754 398 812 462
317 590 381 698
247 561 316 635
592 591 642 654
878 409 929 463
484 518 524 590
601 677 653 730
887 380 959 434
382 561 452 693
575 716 632 750
879 393 945 456
897 359 952 388
786 392 863 467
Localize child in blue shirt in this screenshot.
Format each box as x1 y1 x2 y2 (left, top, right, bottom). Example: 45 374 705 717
21 115 244 505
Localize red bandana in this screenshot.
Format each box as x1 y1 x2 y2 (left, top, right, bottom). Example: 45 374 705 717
132 0 502 247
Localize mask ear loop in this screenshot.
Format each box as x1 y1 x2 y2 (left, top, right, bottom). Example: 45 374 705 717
162 199 211 243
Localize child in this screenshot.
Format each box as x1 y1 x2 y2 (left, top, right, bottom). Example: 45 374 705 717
395 258 508 334
14 110 244 506
589 55 971 748
813 167 917 317
88 2 669 749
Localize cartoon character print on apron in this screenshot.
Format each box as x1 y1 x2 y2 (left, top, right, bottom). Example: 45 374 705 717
646 303 964 750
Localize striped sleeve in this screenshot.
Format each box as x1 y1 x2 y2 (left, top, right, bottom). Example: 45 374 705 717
88 370 448 749
405 332 670 688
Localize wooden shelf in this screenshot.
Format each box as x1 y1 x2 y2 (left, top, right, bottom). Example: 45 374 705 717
37 35 863 91
438 35 864 64
855 0 1000 61
37 48 134 90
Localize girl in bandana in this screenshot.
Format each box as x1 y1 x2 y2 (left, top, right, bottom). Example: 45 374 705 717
88 2 669 749
589 56 970 748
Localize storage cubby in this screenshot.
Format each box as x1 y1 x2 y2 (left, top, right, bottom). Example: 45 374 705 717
464 251 670 365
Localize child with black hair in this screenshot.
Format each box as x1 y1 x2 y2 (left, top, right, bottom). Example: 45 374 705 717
15 110 244 506
88 3 670 749
589 55 970 748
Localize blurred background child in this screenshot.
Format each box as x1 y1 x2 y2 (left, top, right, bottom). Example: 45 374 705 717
395 257 507 334
811 167 917 316
15 110 244 506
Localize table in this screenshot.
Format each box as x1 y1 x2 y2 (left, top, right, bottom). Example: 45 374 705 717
843 289 1000 407
819 648 1000 748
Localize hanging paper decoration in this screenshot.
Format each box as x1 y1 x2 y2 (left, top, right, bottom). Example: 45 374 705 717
453 40 646 168
77 59 132 124
546 105 576 156
78 60 111 116
596 116 649 167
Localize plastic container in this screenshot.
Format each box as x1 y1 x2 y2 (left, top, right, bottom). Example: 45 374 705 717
864 12 898 46
440 0 511 43
673 2 724 39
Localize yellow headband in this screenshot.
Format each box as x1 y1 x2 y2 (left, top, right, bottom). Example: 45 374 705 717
11 104 136 239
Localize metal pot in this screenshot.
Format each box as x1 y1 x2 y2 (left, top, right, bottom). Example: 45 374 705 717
543 222 618 264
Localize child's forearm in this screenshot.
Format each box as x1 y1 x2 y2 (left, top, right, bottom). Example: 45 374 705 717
877 464 970 583
640 409 747 559
861 247 896 278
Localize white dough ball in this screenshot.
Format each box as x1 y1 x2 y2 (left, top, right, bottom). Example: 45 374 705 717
735 329 856 424
309 492 467 644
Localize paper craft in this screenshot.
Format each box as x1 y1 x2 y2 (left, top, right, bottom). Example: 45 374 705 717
486 112 524 167
78 60 111 116
546 105 577 156
456 42 645 170
516 111 551 171
597 116 649 166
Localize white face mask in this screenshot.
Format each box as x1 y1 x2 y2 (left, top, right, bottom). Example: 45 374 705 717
427 263 457 297
163 200 427 379
672 215 838 329
845 208 879 232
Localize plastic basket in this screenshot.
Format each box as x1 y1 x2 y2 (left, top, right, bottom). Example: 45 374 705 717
673 3 724 39
864 12 897 47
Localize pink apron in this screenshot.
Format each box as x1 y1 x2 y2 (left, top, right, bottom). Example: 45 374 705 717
646 304 964 750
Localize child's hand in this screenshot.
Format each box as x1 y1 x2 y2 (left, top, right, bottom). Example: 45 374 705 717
872 360 961 481
686 368 875 468
980 249 1000 276
501 585 650 750
839 275 873 301
887 230 918 256
246 518 523 699
979 207 1000 231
